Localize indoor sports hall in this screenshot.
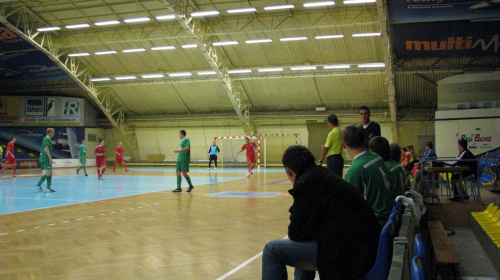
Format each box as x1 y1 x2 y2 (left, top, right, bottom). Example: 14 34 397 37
1 0 500 279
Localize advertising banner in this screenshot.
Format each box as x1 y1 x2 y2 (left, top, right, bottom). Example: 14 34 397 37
16 97 83 126
387 0 500 23
0 96 20 124
391 20 500 58
460 132 494 149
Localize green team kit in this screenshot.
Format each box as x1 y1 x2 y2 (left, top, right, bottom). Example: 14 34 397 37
176 137 191 172
39 136 53 170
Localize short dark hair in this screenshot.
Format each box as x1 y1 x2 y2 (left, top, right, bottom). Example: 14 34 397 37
282 145 316 174
342 125 365 149
458 139 467 150
369 136 390 161
10 136 16 140
180 130 186 136
409 145 414 150
401 147 408 152
99 139 104 144
327 114 338 126
390 143 402 163
358 105 370 114
426 142 434 149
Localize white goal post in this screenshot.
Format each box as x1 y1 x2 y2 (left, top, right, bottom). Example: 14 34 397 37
214 136 265 168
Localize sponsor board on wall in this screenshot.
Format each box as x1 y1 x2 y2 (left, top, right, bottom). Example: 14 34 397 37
0 96 19 124
460 132 493 149
15 97 83 126
391 20 500 58
53 158 96 168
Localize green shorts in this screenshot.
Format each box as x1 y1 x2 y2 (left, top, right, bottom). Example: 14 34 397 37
176 161 190 172
80 158 86 164
40 161 53 170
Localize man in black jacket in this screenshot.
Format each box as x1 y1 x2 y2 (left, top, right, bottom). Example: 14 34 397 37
262 145 381 280
449 139 477 202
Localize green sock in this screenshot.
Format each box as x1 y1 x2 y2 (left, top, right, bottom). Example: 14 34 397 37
177 176 182 189
37 175 47 186
76 166 82 171
185 175 193 187
83 166 87 173
47 176 52 188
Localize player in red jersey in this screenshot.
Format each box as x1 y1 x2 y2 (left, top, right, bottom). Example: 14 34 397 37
112 142 128 172
238 137 258 178
94 139 106 180
1 136 17 177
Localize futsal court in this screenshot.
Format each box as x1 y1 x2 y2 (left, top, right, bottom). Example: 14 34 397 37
0 166 300 279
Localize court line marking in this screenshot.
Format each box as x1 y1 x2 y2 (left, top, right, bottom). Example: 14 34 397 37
216 235 288 280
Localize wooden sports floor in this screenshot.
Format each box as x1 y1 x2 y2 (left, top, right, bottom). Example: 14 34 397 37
0 167 296 280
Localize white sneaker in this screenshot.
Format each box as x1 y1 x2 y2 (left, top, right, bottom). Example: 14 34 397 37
207 167 210 169
214 167 217 169
246 172 251 178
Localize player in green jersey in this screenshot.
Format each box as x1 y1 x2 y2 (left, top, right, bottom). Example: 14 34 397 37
36 128 56 192
172 130 194 192
76 139 88 176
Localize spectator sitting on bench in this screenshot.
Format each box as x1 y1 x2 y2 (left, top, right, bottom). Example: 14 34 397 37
262 145 381 280
446 139 477 202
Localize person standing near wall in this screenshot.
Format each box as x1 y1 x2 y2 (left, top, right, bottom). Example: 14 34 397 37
207 141 220 170
318 114 344 177
113 142 129 172
76 139 88 176
0 136 17 177
173 130 195 192
35 128 55 192
95 139 106 180
358 106 381 147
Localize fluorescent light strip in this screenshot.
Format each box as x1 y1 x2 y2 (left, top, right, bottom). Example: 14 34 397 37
37 26 61 32
95 50 117 55
151 46 176 50
115 76 136 80
323 64 350 69
213 41 239 46
352 32 381 37
169 72 192 77
344 0 376 4
142 74 164 79
90 77 111 82
291 66 317 70
191 11 219 17
280 37 308 41
122 48 146 53
95 20 120 26
181 44 197 48
358 63 385 68
227 69 252 74
156 14 176 20
245 39 273 44
68 53 90 57
124 17 151 23
258 68 284 72
304 1 336 7
264 4 294 10
315 34 344 39
66 23 90 29
227 7 257 13
198 71 217 75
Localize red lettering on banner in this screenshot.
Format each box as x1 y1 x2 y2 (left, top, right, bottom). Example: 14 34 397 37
0 27 18 40
474 134 492 142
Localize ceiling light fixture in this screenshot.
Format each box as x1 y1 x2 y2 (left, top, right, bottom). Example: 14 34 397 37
264 4 295 10
291 66 317 70
142 74 165 79
95 50 117 55
156 14 176 20
344 0 376 4
227 69 252 74
258 68 284 72
212 41 239 46
115 76 136 80
323 64 351 69
245 39 273 44
95 20 120 26
304 1 336 7
352 32 381 37
122 48 146 53
66 23 90 29
124 17 151 23
280 37 308 41
191 11 220 17
169 72 193 77
151 46 176 50
315 34 344 39
181 44 197 48
227 7 257 13
37 26 61 32
198 71 217 75
90 77 111 82
358 63 385 68
68 52 90 57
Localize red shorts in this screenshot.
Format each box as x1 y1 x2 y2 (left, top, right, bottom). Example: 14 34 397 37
96 157 106 168
6 157 16 164
247 155 256 163
115 156 124 163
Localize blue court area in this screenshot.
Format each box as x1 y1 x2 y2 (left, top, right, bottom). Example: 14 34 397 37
0 174 242 215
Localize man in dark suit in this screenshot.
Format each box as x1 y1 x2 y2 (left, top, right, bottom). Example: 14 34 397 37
449 139 477 201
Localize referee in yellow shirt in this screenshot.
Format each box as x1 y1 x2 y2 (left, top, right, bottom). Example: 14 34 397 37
318 114 344 177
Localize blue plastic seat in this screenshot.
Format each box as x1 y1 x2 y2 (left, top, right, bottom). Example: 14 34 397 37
410 255 426 280
361 220 395 280
413 233 431 280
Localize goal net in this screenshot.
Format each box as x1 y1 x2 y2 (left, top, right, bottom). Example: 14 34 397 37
255 134 300 166
215 136 265 168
